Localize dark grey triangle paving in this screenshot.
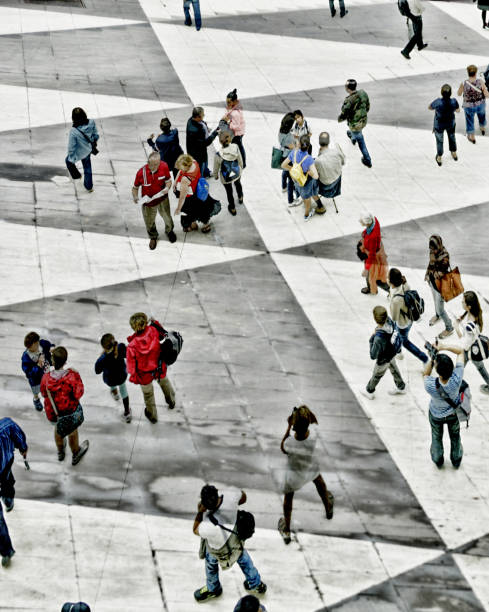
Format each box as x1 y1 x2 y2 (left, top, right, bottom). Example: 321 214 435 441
0 0 148 20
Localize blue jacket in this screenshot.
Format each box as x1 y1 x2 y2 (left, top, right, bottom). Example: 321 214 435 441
0 418 27 474
21 339 53 387
95 343 127 387
147 129 183 170
67 119 99 163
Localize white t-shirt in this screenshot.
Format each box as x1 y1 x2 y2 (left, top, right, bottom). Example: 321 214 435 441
198 488 241 550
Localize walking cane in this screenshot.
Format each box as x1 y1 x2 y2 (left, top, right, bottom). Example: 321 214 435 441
332 197 338 213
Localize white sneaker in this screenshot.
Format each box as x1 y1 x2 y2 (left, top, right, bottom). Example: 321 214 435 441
388 387 407 395
288 197 302 207
304 209 315 222
360 389 375 400
282 187 288 193
396 352 404 360
111 389 121 402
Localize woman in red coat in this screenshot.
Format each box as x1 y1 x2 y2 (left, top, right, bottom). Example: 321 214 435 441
358 214 389 295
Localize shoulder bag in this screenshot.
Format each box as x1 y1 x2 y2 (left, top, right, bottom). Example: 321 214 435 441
439 266 464 302
435 378 471 427
76 127 99 156
46 376 84 438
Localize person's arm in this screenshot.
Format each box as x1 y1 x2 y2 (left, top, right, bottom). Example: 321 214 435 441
369 332 381 361
92 121 100 142
213 154 221 179
338 101 348 123
204 124 218 146
281 157 292 170
237 149 244 170
482 82 489 98
72 371 85 401
457 83 464 96
336 143 345 165
175 177 190 214
428 104 434 111
12 422 28 456
193 502 206 536
436 344 464 361
423 359 434 377
147 134 157 150
308 163 319 180
132 185 139 204
67 129 77 163
390 295 401 323
163 175 172 195
95 353 107 375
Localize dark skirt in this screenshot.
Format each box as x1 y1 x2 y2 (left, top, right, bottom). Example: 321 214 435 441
318 175 341 198
180 193 218 229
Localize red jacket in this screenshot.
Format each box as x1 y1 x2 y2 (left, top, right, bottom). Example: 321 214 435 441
41 369 84 423
362 217 382 270
126 322 167 385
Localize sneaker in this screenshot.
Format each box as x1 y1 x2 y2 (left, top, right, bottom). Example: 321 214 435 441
184 19 192 26
58 440 67 462
144 408 158 424
1 550 15 568
194 585 223 602
480 385 489 395
481 128 486 136
85 188 94 193
451 152 458 161
72 440 89 466
340 9 348 17
388 387 407 396
452 457 462 469
401 49 410 59
243 581 267 595
282 187 288 193
418 43 428 50
331 7 336 16
361 389 375 400
167 230 177 243
304 209 315 222
436 156 442 167
361 157 372 168
434 457 444 469
3 498 14 512
288 197 302 207
326 491 334 520
361 287 371 294
111 389 120 402
33 397 43 411
123 410 132 424
429 316 440 326
278 517 291 545
167 400 176 410
149 238 157 250
438 329 454 339
396 351 404 360
238 197 244 204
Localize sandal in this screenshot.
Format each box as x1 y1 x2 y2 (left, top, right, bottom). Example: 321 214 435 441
278 517 291 545
201 224 212 234
183 222 198 233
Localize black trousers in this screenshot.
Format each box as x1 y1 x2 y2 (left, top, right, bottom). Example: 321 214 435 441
0 458 15 501
403 15 424 54
223 180 243 208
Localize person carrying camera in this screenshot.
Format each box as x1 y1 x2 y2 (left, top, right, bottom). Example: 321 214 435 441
95 333 131 423
193 484 267 603
423 343 464 469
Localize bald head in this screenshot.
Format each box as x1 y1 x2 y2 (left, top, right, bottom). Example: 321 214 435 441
319 132 330 148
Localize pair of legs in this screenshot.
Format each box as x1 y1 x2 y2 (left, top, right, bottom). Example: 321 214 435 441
347 129 371 165
183 0 202 30
282 170 296 204
205 549 261 593
232 135 246 168
30 383 43 411
464 102 486 140
0 504 14 563
140 376 175 422
429 412 463 468
402 15 424 55
142 198 174 240
54 426 89 465
109 382 131 417
366 358 405 394
282 475 333 534
398 324 428 363
430 285 453 332
434 127 457 158
363 269 389 295
66 154 93 190
223 179 243 213
329 0 347 16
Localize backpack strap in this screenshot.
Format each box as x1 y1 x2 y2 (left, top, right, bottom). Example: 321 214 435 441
465 80 483 94
435 378 460 409
294 150 306 167
75 127 94 145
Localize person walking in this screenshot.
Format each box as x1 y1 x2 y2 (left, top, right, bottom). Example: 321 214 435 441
234 595 267 612
457 64 488 144
147 117 184 178
221 89 246 168
277 406 334 545
278 113 299 207
186 107 218 177
132 151 177 250
338 80 372 167
41 347 89 465
424 235 454 339
473 0 489 29
281 135 326 221
126 312 176 424
95 334 132 423
65 107 99 192
423 344 464 468
357 214 389 295
213 131 244 216
193 484 267 603
314 131 345 210
362 305 407 400
429 84 460 166
0 417 28 517
174 154 218 233
400 0 428 60
183 0 202 30
389 268 428 363
330 0 348 17
21 331 54 411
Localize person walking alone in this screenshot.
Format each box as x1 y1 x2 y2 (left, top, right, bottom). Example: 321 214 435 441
425 235 454 339
65 107 99 192
400 0 428 60
473 0 489 29
338 80 372 168
457 64 488 144
183 0 202 30
429 84 460 166
330 0 348 17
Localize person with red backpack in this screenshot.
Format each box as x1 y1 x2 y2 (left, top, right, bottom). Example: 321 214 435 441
126 312 175 424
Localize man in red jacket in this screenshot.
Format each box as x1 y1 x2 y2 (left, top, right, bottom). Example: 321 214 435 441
127 312 176 423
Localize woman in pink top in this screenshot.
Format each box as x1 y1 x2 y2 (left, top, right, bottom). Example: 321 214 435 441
221 89 246 168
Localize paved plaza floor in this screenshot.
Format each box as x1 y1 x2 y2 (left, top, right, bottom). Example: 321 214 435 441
1 0 489 610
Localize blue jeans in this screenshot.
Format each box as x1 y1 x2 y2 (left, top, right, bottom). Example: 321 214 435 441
200 160 211 178
183 0 202 30
0 504 14 558
430 285 453 331
398 324 428 363
434 127 456 157
429 411 462 466
205 549 261 592
464 102 486 135
66 154 93 190
349 130 371 163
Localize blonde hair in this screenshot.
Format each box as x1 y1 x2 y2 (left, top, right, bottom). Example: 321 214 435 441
175 154 193 170
129 312 148 332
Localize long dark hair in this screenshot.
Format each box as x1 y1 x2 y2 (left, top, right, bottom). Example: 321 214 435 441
72 107 88 127
226 88 238 102
441 84 452 111
160 117 172 134
280 112 295 134
461 291 483 331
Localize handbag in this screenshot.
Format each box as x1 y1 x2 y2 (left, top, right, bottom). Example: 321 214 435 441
46 380 84 438
76 127 99 156
271 146 285 169
439 266 464 302
469 334 489 362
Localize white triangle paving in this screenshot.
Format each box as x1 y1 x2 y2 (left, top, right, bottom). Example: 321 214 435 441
454 554 489 611
0 6 144 36
0 84 189 133
0 219 261 308
272 252 489 551
432 0 489 40
1 497 442 611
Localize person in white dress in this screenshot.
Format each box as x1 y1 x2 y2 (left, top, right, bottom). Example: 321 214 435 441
278 406 334 544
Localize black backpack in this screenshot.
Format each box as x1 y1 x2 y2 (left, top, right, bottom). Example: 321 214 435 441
150 322 183 377
398 289 425 322
398 0 410 16
209 509 255 541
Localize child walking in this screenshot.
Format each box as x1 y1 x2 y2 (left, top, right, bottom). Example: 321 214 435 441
278 406 334 544
21 331 54 411
95 334 131 423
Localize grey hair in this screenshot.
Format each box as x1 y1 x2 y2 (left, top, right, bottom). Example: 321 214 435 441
359 213 374 225
319 132 330 147
148 151 161 163
192 106 204 118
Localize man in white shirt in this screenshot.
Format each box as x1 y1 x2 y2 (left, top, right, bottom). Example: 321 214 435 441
401 0 428 59
193 485 267 603
314 132 345 204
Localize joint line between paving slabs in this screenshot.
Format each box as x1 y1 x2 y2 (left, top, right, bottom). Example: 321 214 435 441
68 505 82 601
150 546 169 611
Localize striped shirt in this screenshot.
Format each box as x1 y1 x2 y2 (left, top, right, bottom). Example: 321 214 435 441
424 363 464 419
0 418 27 474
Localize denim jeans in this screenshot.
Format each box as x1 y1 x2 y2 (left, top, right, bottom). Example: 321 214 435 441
366 358 405 393
329 0 346 14
403 15 424 54
0 458 15 505
430 285 453 331
200 160 211 178
183 0 202 30
282 170 295 204
464 102 486 135
434 128 457 157
110 382 129 399
205 549 261 592
66 154 93 190
349 130 371 163
429 411 463 466
0 503 14 558
399 324 428 362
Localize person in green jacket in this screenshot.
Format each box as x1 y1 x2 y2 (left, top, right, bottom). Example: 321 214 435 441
338 79 372 168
